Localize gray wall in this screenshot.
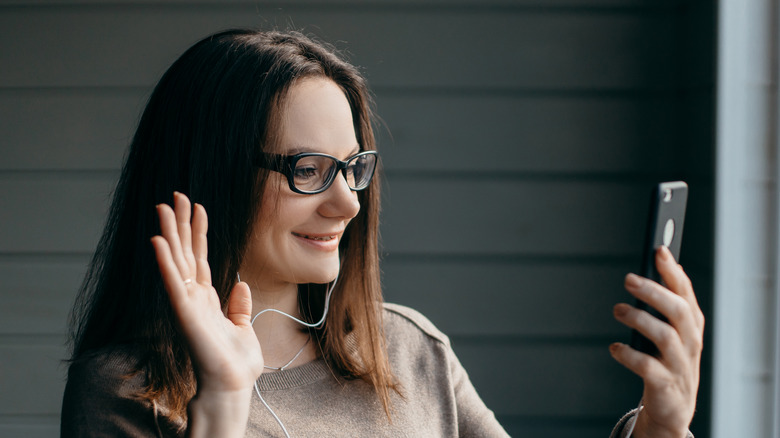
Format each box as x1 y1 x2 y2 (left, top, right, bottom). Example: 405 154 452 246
0 1 715 437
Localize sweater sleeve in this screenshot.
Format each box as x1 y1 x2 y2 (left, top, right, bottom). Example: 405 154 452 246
60 348 183 438
446 343 511 438
382 303 510 437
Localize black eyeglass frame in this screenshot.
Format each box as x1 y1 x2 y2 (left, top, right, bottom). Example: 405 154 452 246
256 150 379 195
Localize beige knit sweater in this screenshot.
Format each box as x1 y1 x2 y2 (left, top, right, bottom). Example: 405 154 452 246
62 304 508 437
61 303 662 437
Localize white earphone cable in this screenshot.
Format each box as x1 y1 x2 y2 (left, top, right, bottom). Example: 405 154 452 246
247 273 335 329
240 272 338 438
255 381 292 438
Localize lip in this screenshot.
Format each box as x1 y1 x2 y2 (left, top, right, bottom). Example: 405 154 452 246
291 231 342 252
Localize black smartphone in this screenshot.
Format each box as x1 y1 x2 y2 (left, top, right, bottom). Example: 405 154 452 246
630 181 688 356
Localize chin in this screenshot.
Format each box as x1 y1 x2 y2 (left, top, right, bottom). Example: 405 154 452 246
298 259 341 285
314 268 340 284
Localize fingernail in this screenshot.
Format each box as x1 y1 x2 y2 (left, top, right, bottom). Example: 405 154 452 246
609 343 621 355
625 273 642 289
613 304 629 317
659 245 671 261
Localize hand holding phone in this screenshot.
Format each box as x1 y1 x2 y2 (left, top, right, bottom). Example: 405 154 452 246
630 181 688 356
611 181 702 437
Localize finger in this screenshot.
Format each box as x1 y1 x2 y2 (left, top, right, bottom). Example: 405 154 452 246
613 302 686 363
656 247 705 330
157 203 192 281
151 236 187 308
173 192 197 275
624 273 700 351
227 281 253 328
192 203 212 286
609 341 672 381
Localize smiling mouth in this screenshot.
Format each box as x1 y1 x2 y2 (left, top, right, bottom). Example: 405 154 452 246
292 232 337 241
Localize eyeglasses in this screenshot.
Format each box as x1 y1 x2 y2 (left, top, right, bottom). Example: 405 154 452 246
256 150 378 195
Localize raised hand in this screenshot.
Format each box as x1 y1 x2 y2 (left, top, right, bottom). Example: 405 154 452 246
150 192 263 435
610 246 704 438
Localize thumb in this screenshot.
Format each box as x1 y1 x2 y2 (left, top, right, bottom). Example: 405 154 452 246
226 281 253 327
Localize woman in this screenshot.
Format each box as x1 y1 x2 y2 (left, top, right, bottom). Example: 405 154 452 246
61 29 703 437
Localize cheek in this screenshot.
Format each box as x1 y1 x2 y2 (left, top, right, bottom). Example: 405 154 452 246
256 180 286 229
260 177 283 207
256 191 314 239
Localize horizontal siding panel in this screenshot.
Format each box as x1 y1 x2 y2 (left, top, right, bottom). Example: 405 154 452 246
0 421 58 438
0 344 67 415
0 418 624 438
0 259 86 334
376 94 682 173
384 178 712 266
0 175 114 253
383 259 633 337
381 179 649 256
0 8 677 89
498 416 623 438
1 342 638 418
0 90 144 171
0 90 682 174
455 342 640 417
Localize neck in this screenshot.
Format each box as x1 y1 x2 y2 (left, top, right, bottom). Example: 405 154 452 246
240 276 315 373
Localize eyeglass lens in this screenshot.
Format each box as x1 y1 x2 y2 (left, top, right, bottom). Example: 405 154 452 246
292 153 376 192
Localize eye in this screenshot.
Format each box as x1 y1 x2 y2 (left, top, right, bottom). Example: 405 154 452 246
348 155 370 175
293 165 319 180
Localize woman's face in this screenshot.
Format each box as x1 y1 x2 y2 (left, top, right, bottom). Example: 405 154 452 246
241 77 362 289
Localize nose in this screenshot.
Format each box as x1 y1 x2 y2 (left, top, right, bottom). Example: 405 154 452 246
318 171 361 219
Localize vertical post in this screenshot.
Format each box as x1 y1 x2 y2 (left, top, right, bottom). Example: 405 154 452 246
772 1 780 435
714 0 779 437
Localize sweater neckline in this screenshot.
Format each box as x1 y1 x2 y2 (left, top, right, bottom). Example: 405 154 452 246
256 358 332 391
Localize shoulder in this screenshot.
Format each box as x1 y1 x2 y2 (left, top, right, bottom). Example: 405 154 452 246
62 344 181 437
382 302 450 348
65 344 144 396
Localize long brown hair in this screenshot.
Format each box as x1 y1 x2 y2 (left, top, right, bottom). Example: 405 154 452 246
68 29 394 421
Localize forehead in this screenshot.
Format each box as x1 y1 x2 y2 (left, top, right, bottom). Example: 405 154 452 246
275 77 359 158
